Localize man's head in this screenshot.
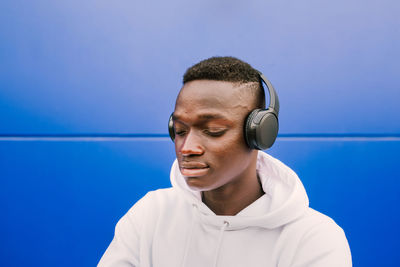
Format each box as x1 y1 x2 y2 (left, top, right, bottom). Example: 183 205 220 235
172 56 265 192
183 56 266 110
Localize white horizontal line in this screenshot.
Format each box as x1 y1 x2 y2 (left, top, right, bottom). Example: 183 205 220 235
278 137 400 142
0 137 170 142
0 136 399 142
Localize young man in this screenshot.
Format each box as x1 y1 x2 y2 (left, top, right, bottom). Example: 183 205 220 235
99 57 352 267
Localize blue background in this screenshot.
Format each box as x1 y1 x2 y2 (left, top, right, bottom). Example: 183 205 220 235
1 0 399 266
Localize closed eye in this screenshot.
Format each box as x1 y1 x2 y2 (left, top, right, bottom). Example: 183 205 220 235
174 125 187 136
175 130 187 136
203 129 227 137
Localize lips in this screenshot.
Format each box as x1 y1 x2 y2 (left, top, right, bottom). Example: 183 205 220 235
180 161 209 177
180 161 208 169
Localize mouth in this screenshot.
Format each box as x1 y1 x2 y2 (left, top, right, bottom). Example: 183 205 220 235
180 162 210 177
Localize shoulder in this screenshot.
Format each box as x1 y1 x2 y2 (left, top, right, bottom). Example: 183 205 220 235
123 187 186 221
284 208 349 246
116 187 192 241
115 188 179 232
279 208 352 267
301 208 349 246
295 208 343 229
125 187 179 214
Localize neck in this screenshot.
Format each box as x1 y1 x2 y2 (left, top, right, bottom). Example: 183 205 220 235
202 162 264 216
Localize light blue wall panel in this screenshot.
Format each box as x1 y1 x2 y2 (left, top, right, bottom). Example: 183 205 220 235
1 0 399 135
1 139 399 266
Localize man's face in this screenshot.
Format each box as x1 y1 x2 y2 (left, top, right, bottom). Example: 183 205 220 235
173 80 256 191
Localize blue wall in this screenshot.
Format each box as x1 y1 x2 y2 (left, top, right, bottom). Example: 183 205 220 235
1 0 399 266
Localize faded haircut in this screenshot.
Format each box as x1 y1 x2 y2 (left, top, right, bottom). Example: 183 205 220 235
183 56 266 109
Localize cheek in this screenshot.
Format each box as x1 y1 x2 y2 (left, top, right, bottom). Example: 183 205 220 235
210 128 248 153
174 140 180 156
174 137 185 156
207 133 250 168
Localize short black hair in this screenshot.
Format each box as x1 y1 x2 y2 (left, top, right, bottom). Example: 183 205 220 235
183 56 265 109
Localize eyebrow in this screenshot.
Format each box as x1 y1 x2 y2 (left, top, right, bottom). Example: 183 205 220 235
173 113 229 122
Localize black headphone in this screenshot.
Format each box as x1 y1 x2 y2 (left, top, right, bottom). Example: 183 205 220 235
168 71 279 150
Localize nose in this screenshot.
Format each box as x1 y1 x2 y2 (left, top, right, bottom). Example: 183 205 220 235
178 131 204 156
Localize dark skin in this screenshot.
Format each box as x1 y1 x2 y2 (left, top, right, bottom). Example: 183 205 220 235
173 80 264 216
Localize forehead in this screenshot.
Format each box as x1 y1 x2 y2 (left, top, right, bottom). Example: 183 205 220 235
174 80 253 118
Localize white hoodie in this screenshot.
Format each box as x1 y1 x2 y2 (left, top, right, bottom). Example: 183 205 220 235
99 151 352 267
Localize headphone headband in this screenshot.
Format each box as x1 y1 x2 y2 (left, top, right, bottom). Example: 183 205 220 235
257 70 279 116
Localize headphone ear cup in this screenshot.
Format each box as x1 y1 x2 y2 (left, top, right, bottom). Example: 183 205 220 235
257 110 278 149
244 109 260 149
244 109 279 150
168 113 175 142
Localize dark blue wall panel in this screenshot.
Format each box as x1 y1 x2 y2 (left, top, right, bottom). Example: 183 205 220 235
1 0 399 135
269 139 400 266
1 139 399 266
0 140 175 266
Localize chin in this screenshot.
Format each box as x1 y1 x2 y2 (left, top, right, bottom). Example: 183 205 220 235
184 177 213 192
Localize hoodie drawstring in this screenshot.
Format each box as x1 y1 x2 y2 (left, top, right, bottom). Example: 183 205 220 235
212 220 229 267
181 204 197 267
181 205 230 267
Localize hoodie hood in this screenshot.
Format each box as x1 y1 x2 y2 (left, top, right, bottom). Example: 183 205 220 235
170 151 309 230
100 152 351 267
